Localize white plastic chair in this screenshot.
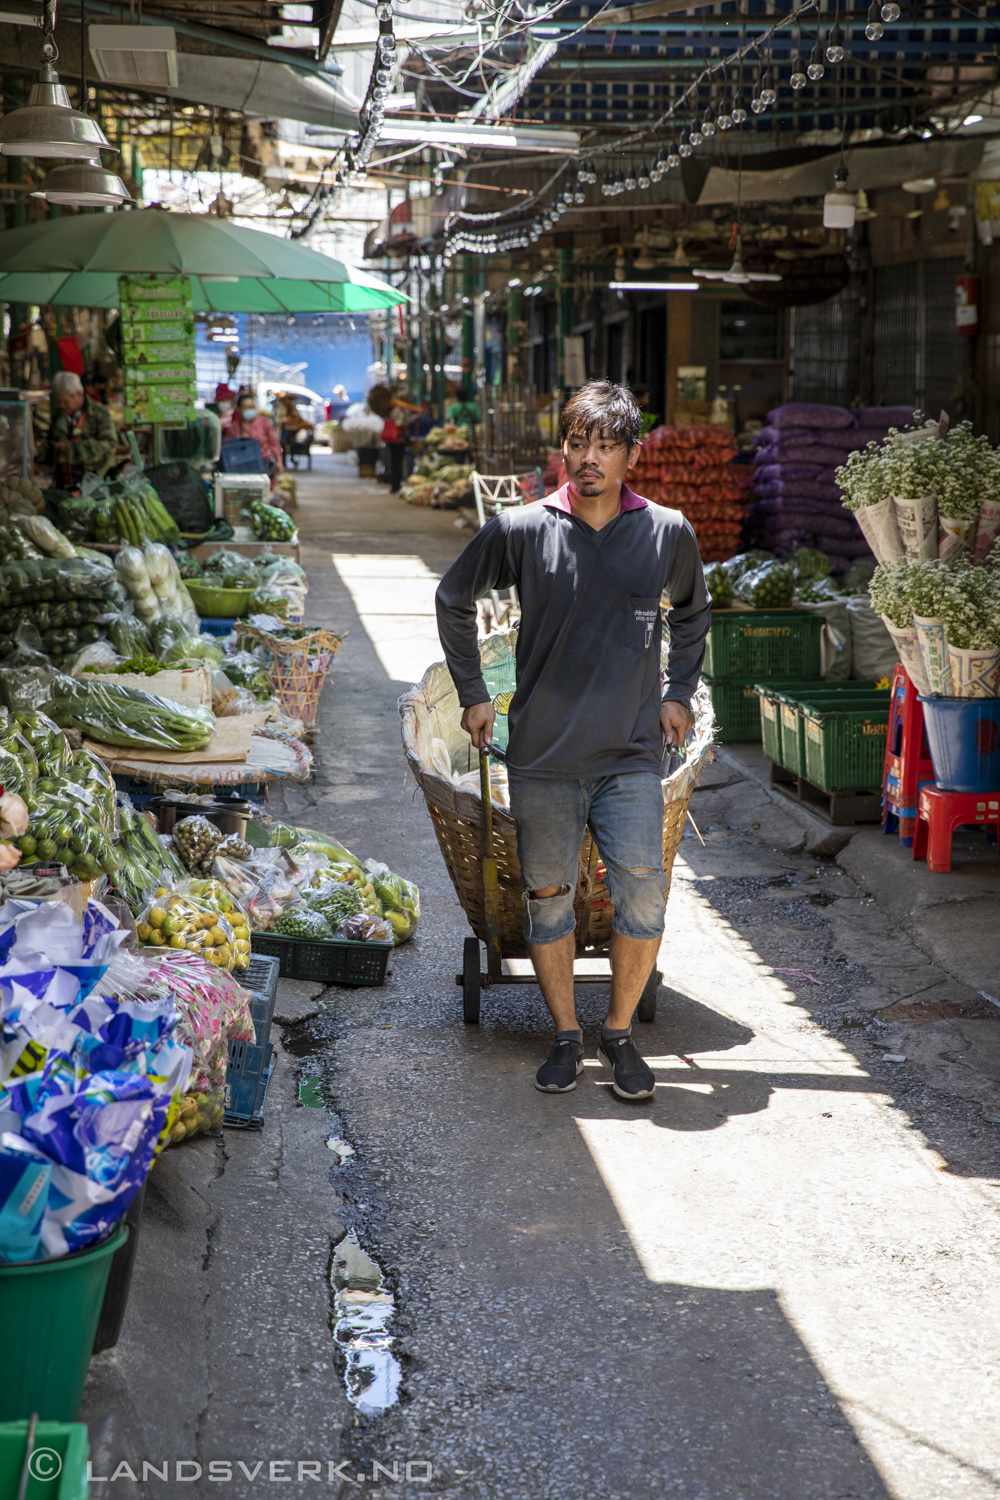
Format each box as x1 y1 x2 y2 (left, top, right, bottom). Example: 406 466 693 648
471 470 541 630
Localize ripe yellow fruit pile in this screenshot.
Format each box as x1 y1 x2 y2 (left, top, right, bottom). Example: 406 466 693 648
136 883 251 970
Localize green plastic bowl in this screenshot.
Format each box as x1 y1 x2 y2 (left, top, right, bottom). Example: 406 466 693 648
184 580 256 618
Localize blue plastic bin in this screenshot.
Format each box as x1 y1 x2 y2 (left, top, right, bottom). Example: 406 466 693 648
920 696 1000 793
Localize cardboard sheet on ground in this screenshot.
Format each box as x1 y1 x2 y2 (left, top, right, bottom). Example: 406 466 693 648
83 714 255 765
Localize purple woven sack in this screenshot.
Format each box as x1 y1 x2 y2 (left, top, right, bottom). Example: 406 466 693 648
857 406 925 429
767 402 854 431
753 461 824 483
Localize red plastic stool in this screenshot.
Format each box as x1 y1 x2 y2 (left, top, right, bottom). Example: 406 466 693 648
883 665 935 845
912 786 1000 873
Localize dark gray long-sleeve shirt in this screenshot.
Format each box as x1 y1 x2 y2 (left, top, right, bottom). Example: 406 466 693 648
434 483 711 779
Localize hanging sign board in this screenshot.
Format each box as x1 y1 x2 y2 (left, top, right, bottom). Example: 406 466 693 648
119 274 197 426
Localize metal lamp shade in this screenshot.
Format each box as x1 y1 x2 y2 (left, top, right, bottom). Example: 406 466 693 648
31 158 131 207
0 70 112 158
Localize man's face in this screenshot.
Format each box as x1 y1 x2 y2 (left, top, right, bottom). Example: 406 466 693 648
562 425 637 498
57 389 85 416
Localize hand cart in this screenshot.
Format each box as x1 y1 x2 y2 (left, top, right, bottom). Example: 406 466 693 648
399 647 713 1029
457 746 661 1025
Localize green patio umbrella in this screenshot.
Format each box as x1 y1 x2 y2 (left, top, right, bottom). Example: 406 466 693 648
0 207 404 312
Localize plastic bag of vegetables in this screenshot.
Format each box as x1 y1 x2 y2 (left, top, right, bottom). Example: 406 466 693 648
116 545 160 622
735 561 795 610
218 649 272 700
0 624 56 711
201 550 258 588
10 515 76 559
704 563 734 609
249 502 296 543
109 603 151 661
114 792 186 911
364 859 420 945
721 550 777 584
0 714 37 797
162 633 224 666
12 709 72 775
266 822 361 865
247 585 289 619
147 612 188 661
341 913 392 944
135 883 246 970
173 814 223 875
63 747 117 828
47 675 216 752
16 774 120 878
787 547 832 582
273 904 333 939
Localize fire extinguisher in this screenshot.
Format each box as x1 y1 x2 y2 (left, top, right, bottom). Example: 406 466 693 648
955 273 979 336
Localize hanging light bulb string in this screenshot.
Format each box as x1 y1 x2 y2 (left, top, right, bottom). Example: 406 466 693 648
438 0 913 254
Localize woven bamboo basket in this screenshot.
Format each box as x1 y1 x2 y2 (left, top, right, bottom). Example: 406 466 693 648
236 622 346 727
399 640 713 958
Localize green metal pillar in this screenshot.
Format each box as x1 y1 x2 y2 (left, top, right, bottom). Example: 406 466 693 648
462 255 475 391
558 246 574 397
507 283 523 385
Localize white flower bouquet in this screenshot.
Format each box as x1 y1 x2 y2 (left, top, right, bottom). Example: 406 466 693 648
870 558 1000 697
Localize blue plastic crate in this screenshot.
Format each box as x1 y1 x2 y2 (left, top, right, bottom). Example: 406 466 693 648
225 954 280 1129
199 615 238 637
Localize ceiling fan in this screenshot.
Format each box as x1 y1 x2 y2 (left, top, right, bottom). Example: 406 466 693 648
692 231 782 285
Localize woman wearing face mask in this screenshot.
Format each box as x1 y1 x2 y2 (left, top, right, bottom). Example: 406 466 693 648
223 389 284 489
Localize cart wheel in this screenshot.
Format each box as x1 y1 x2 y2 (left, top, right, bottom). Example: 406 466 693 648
637 967 660 1023
462 937 481 1024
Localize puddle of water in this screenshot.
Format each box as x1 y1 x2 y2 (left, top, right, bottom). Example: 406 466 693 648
299 1076 325 1108
331 1233 401 1416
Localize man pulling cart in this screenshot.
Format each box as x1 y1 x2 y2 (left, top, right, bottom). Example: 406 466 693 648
434 380 712 1100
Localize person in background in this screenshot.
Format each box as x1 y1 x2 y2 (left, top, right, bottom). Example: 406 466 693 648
447 387 480 426
45 370 117 489
367 383 418 494
208 382 236 419
223 389 283 490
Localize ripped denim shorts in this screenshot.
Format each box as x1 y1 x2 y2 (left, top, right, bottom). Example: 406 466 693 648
507 771 666 945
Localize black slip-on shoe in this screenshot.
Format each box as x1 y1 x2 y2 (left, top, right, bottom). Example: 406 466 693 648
598 1032 656 1100
535 1039 585 1093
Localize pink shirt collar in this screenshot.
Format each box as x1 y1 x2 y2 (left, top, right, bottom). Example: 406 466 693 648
544 482 648 514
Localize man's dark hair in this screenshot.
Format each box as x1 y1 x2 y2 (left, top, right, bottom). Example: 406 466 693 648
559 380 643 450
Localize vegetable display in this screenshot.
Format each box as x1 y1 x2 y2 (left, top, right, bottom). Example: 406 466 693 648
48 676 215 751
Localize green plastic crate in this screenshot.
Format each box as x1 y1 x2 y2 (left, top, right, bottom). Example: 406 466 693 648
704 610 822 681
705 679 765 743
755 681 888 776
758 689 782 763
0 1421 88 1499
803 701 891 792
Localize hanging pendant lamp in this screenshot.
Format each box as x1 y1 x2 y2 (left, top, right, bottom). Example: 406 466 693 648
0 0 112 159
30 156 131 206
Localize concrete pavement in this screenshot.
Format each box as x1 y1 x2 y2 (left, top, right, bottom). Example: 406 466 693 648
81 453 1000 1500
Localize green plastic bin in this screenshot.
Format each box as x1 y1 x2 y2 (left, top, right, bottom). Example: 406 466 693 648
0 1422 89 1500
704 610 822 681
0 1225 128 1422
803 700 891 792
754 681 888 776
184 580 255 618
704 678 765 743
